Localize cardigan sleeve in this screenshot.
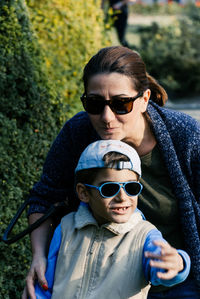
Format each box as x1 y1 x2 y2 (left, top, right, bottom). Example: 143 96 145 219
191 129 200 204
147 102 200 286
142 229 191 286
27 112 98 216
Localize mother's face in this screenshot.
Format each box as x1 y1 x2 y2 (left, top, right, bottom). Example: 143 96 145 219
86 72 150 143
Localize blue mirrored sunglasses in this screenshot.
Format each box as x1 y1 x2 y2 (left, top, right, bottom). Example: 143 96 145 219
84 181 143 198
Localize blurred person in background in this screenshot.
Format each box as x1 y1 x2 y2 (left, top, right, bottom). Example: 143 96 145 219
102 0 134 47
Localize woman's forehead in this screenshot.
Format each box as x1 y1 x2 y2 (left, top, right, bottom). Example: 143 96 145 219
87 73 136 94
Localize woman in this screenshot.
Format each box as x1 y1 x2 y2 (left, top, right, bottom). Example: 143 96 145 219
22 46 200 299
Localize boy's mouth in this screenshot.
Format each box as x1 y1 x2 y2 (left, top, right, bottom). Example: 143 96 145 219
110 206 131 213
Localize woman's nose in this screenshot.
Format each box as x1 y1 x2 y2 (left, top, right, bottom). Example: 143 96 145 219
101 104 115 123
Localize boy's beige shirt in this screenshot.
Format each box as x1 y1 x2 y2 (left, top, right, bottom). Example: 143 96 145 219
52 204 155 299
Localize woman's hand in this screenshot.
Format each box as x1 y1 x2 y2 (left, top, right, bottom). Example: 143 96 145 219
21 214 54 299
144 240 184 280
22 255 47 299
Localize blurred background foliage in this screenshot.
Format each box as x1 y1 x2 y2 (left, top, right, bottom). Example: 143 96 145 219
0 0 109 297
113 2 200 99
27 0 109 119
138 4 200 98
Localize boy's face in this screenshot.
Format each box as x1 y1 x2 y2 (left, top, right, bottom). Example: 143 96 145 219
77 168 139 225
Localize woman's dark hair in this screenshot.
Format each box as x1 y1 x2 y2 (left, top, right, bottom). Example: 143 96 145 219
83 46 167 106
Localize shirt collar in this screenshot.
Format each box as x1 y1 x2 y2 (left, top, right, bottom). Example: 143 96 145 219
75 203 143 235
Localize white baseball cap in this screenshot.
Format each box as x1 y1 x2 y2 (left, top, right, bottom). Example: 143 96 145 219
75 140 141 177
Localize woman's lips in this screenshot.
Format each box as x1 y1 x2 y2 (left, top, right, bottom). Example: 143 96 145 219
103 127 119 133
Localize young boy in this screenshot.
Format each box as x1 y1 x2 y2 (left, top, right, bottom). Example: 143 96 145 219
35 140 190 299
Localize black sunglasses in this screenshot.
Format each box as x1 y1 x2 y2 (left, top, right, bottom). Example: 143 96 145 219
80 91 143 115
84 181 143 198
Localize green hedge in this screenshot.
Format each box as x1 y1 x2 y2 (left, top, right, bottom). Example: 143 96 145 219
0 1 63 297
0 0 108 297
27 0 110 120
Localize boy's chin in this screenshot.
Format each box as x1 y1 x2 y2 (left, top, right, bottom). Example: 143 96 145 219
110 214 132 224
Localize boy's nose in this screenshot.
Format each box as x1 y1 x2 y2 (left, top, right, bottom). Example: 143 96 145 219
114 188 127 202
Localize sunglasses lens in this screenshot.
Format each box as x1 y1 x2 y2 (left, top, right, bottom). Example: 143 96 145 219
112 100 133 114
82 98 105 114
101 183 120 197
82 97 134 115
125 182 142 196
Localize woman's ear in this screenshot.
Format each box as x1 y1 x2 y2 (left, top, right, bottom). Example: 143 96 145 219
76 183 90 203
141 89 151 112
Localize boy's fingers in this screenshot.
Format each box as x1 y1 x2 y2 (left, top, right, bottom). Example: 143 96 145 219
145 241 177 259
157 270 177 280
152 241 177 256
153 240 169 247
144 250 162 259
152 240 172 253
150 259 174 269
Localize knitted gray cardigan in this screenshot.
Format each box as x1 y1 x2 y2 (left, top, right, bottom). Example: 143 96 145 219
148 102 200 287
29 101 200 287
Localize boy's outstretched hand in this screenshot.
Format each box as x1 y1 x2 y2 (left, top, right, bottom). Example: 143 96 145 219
144 240 184 280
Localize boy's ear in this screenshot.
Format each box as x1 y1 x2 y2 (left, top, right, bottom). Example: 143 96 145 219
76 183 90 203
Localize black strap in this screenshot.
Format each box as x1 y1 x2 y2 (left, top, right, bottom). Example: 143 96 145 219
1 199 65 245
